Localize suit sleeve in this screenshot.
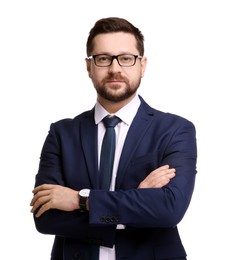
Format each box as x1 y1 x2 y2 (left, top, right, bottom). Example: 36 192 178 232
33 122 116 247
89 119 197 228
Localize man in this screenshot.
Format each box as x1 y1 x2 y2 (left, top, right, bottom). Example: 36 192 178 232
30 17 197 260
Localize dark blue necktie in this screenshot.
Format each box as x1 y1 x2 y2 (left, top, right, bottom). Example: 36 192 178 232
84 116 120 260
99 115 121 189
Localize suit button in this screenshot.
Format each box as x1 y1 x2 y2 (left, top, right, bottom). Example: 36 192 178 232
105 217 111 223
73 252 81 259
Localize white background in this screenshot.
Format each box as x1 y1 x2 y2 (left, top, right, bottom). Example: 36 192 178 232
0 0 239 259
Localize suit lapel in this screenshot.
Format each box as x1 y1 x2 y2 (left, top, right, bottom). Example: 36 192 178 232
79 98 155 190
80 109 100 189
115 101 154 189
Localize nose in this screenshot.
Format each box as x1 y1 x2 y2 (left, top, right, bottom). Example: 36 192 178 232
108 58 121 73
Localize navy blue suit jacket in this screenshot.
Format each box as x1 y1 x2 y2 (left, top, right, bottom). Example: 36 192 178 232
33 96 197 260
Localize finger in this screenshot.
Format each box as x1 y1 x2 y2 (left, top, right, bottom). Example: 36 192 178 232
151 166 175 178
149 168 175 182
34 202 52 218
31 195 50 213
150 177 170 188
164 167 175 174
32 184 55 194
152 165 169 174
30 190 50 206
149 171 176 188
155 172 176 188
167 172 176 179
160 164 170 170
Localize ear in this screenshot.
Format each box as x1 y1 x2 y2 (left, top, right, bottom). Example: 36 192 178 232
85 58 92 78
140 56 147 78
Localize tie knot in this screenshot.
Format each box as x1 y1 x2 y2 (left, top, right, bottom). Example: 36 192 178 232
103 116 121 128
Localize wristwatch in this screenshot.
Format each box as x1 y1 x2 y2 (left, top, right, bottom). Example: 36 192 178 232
79 189 90 212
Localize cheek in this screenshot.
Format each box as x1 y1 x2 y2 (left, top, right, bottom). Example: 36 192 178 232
90 69 106 84
97 68 108 77
128 69 142 80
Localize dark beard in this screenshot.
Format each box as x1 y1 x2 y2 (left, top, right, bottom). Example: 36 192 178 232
95 77 141 102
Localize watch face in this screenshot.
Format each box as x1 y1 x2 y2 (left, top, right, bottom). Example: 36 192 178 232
80 189 90 197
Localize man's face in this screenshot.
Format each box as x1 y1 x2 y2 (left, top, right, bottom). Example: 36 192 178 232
86 32 147 104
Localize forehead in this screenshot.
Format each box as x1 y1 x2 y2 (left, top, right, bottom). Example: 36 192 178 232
92 32 138 55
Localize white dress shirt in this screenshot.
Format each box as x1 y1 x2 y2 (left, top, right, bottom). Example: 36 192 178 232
94 95 141 260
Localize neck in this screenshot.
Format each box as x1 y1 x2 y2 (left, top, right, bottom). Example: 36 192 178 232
97 94 136 114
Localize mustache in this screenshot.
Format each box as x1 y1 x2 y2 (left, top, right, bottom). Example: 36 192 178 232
104 73 126 81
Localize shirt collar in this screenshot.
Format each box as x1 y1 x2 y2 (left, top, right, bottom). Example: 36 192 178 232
94 95 141 126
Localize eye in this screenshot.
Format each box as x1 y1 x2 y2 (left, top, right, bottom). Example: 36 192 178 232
97 55 111 63
119 55 134 63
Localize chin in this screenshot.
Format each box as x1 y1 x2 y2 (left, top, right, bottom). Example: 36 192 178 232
105 90 135 102
97 84 138 102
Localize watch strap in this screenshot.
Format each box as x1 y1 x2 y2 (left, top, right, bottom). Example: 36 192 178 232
79 196 87 212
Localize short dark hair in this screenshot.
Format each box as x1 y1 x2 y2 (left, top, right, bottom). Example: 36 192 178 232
86 17 144 57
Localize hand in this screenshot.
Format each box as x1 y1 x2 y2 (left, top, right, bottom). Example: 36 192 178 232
138 165 176 189
30 184 79 218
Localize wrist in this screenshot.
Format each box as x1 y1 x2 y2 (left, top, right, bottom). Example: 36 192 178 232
79 189 90 212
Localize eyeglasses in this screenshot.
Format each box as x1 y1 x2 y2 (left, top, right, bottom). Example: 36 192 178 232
88 54 142 67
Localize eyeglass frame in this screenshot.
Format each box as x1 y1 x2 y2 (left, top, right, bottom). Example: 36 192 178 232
87 54 143 67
